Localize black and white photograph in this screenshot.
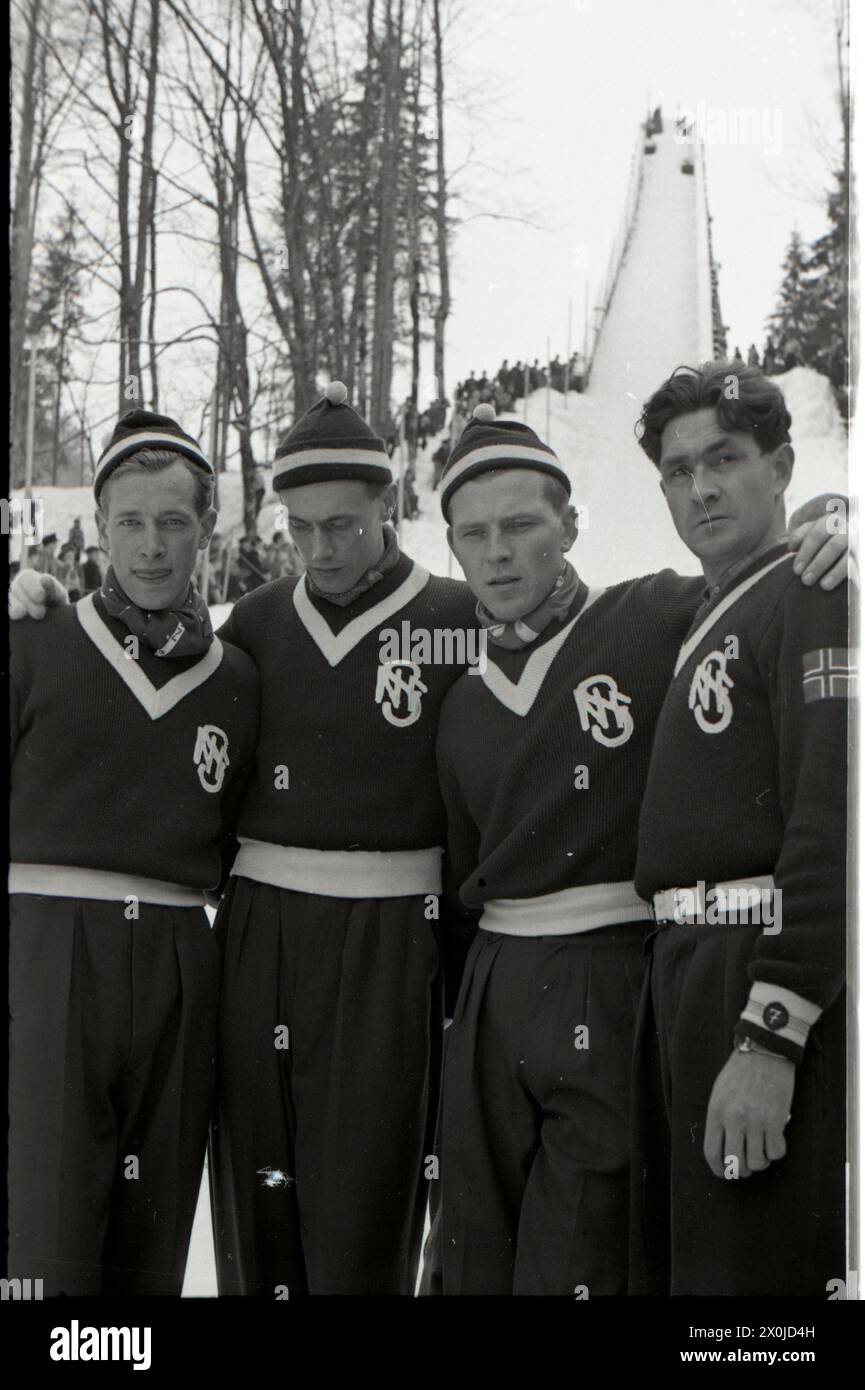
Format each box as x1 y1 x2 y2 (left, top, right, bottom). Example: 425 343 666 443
3 0 862 1365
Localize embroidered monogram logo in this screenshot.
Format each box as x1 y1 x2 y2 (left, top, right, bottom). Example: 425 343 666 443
375 659 428 727
689 651 734 733
573 674 634 748
193 724 230 792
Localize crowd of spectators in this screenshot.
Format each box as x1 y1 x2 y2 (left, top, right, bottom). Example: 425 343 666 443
726 339 805 376
20 518 104 601
452 354 587 421
205 527 303 604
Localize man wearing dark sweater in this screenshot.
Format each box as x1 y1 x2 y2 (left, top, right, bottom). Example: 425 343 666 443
631 363 850 1296
206 384 476 1296
425 404 847 1296
8 411 260 1295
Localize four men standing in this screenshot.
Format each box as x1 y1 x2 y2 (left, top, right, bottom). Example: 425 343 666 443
6 367 851 1298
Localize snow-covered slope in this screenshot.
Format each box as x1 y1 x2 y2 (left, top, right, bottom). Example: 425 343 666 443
9 364 848 593
401 366 848 587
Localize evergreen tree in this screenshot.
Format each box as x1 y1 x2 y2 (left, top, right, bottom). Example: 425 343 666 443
807 165 849 412
767 229 817 366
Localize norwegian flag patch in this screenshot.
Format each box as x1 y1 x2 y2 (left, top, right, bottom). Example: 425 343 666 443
802 648 857 702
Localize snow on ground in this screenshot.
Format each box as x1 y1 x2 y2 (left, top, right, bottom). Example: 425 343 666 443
402 367 848 588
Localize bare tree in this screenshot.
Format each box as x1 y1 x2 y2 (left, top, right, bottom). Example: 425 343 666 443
369 0 405 435
431 0 450 411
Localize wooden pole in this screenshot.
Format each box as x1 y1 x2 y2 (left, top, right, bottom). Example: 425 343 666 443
24 343 37 501
396 415 406 547
545 336 551 439
564 297 572 406
18 343 38 569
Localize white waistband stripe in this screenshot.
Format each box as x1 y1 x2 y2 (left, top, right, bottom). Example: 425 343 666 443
480 880 652 937
9 863 207 907
652 875 776 924
231 838 443 898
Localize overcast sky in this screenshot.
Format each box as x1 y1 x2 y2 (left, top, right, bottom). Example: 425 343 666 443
433 0 848 396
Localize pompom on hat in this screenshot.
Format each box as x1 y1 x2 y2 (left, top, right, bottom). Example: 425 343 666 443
440 403 570 518
272 381 392 491
94 409 212 502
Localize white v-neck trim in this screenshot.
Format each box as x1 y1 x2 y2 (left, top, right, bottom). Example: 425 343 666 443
479 586 606 716
673 553 794 677
293 563 431 666
76 592 224 720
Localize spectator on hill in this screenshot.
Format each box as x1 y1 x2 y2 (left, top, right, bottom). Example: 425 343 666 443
569 352 586 392
510 361 527 400
431 437 451 491
782 336 803 372
81 546 104 594
238 532 267 593
426 398 447 434
395 469 420 522
67 517 85 561
57 544 83 602
252 466 267 517
266 530 301 580
762 336 779 376
30 534 62 580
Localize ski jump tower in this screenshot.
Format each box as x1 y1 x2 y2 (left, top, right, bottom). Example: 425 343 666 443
586 112 726 404
555 110 729 583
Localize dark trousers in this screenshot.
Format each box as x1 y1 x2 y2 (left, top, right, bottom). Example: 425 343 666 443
210 878 441 1295
630 922 847 1296
435 923 648 1295
7 895 221 1296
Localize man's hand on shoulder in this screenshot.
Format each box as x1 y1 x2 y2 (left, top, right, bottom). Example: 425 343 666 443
9 570 69 620
703 1046 795 1181
787 494 854 591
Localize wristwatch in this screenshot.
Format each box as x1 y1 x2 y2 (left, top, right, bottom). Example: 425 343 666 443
736 1035 790 1061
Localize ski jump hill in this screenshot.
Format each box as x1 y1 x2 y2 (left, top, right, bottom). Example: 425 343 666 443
13 120 847 594
401 118 848 587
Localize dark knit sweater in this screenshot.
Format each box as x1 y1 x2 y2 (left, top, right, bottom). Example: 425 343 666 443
10 593 260 891
635 542 850 1060
217 552 478 852
436 570 703 909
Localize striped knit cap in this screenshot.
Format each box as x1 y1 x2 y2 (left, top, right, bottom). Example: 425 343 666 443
440 403 569 518
272 381 392 491
94 409 212 502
